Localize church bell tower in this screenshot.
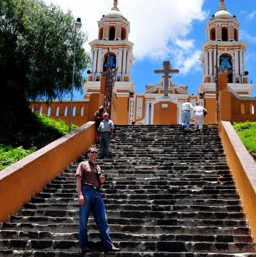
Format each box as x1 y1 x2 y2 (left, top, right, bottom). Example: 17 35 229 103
84 0 135 124
199 0 254 97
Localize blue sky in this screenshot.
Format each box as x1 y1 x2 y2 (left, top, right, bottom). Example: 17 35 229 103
44 0 256 99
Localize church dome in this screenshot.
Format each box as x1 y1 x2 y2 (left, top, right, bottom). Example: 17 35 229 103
105 9 125 19
104 0 126 19
214 9 232 19
214 0 232 19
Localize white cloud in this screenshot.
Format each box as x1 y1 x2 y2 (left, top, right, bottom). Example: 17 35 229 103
43 0 207 59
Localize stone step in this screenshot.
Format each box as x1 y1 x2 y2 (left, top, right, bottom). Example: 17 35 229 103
1 124 255 256
1 218 248 231
0 230 253 242
24 198 241 206
18 203 243 212
1 250 256 257
0 239 255 253
1 223 251 237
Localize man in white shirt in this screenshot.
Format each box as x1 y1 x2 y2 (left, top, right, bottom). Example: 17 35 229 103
181 100 194 131
98 113 114 158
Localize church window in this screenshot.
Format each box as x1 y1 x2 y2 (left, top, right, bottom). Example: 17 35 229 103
64 106 68 116
250 103 255 114
99 27 103 40
47 107 51 117
56 107 60 116
210 28 216 41
219 55 233 82
72 106 76 116
80 107 84 116
219 55 232 70
222 27 228 41
234 28 238 41
109 27 115 40
103 54 116 71
121 28 126 40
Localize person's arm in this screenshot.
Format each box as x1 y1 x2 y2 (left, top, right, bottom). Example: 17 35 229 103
110 121 114 138
76 175 84 205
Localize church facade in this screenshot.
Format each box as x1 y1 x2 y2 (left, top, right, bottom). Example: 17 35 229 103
31 0 255 126
83 0 254 125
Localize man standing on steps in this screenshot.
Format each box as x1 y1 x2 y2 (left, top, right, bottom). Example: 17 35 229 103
181 99 194 132
75 145 120 254
98 112 114 158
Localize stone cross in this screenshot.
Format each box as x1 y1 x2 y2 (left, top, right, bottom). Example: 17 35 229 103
154 61 179 97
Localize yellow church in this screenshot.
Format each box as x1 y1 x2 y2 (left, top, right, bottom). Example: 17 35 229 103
32 0 256 126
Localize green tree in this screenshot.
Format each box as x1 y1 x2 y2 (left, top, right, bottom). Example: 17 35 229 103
0 0 90 132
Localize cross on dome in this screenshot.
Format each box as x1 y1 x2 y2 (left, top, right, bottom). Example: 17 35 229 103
112 0 119 11
219 0 226 10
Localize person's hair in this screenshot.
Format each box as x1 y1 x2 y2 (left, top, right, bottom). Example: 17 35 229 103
99 106 104 111
103 112 109 117
88 145 97 153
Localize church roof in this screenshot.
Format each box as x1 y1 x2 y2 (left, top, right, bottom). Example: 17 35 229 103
214 0 232 19
104 0 125 19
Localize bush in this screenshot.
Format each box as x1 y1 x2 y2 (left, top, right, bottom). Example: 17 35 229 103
0 114 77 170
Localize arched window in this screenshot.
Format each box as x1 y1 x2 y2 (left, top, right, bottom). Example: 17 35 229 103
64 106 68 116
80 107 84 116
99 27 103 40
222 27 228 41
72 106 76 117
39 107 43 115
121 27 126 40
56 107 60 117
210 28 216 41
220 55 233 82
250 103 255 114
234 28 238 41
109 27 115 40
103 54 116 71
47 107 51 117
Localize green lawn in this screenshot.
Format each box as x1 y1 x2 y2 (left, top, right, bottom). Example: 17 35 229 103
232 121 256 160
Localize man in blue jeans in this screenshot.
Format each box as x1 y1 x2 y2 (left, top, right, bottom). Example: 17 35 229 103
181 99 194 131
75 145 120 254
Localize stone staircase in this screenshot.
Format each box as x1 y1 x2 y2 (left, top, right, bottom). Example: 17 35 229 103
1 124 256 256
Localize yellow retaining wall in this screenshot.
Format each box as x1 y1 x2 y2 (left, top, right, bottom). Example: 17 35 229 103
0 121 95 222
219 121 256 242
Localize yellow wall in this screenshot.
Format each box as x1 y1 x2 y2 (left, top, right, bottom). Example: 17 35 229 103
219 121 256 243
115 96 130 124
154 101 177 124
0 122 95 222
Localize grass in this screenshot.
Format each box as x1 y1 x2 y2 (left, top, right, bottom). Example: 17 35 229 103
232 121 256 160
0 114 77 170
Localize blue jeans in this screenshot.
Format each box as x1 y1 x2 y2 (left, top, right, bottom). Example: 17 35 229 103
99 132 111 157
182 110 191 130
79 185 113 250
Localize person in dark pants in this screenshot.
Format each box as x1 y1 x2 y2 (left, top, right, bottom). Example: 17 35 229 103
75 145 120 254
94 106 105 142
97 112 114 158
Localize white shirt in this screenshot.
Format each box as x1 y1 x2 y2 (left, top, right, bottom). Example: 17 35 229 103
182 102 193 111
